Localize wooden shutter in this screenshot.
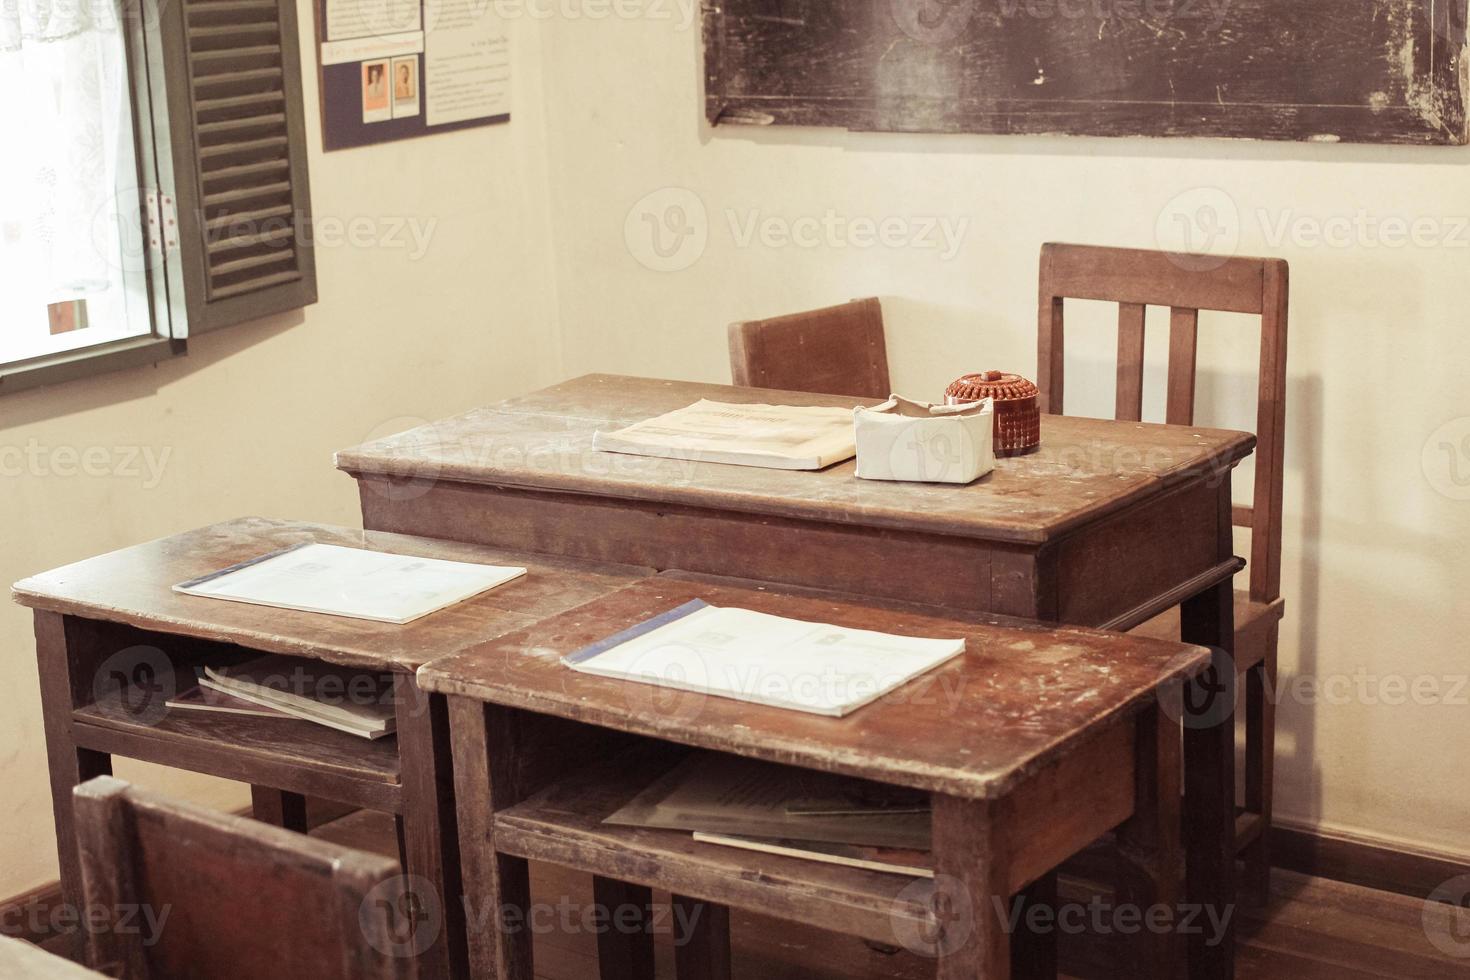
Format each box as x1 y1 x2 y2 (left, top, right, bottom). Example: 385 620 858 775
156 0 317 333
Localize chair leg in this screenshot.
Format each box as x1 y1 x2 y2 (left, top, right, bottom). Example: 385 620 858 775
1242 632 1278 907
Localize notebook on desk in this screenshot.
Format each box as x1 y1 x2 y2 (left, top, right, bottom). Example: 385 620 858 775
174 542 527 624
563 600 965 717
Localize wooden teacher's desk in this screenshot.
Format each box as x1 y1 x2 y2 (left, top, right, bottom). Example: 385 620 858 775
339 374 1255 978
418 574 1210 979
13 517 652 976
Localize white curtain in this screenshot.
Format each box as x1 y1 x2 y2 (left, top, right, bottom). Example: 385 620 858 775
0 0 127 342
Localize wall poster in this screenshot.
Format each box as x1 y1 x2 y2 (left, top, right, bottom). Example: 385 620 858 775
316 0 510 150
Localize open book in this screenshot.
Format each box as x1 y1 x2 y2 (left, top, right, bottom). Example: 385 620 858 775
564 601 965 717
174 542 527 625
592 400 858 470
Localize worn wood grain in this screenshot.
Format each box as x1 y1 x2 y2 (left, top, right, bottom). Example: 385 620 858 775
11 516 654 674
317 810 1470 980
73 776 414 979
490 743 931 944
703 0 1469 144
16 519 650 980
1038 242 1290 913
728 297 890 398
335 374 1254 548
420 575 1207 801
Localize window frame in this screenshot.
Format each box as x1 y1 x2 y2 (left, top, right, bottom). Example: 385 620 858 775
0 0 317 396
0 0 184 396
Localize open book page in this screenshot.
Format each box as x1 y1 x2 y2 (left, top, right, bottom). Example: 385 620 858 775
174 542 527 624
592 400 858 470
564 601 966 717
605 753 930 849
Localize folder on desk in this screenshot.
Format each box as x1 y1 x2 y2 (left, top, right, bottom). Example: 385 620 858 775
592 400 858 470
562 600 965 717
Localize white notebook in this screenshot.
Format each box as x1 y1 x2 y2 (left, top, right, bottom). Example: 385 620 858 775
174 542 527 624
563 601 965 717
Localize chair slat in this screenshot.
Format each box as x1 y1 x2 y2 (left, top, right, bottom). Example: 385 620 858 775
1166 307 1199 426
1115 303 1146 422
1250 261 1291 604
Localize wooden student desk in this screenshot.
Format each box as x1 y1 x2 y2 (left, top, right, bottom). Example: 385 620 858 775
338 373 1254 979
12 517 652 976
417 574 1212 979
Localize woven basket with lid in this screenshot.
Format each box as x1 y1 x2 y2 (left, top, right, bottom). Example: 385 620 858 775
944 371 1041 456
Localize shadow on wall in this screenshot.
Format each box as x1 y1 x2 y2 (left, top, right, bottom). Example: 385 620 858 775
1 309 303 431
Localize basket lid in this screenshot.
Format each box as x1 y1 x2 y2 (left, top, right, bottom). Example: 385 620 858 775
945 371 1039 403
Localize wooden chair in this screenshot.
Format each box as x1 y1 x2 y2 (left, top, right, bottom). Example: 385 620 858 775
728 297 891 397
72 777 418 980
1037 242 1288 904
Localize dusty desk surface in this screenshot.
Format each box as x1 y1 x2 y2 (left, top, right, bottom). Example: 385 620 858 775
335 374 1255 547
417 575 1209 800
12 517 653 673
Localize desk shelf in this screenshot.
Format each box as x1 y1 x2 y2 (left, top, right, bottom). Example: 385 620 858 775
73 690 402 813
493 751 933 945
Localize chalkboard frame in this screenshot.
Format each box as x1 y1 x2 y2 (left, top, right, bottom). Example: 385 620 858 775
703 0 1469 145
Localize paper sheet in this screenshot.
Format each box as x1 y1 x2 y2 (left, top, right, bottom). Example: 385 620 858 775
175 542 526 624
425 0 510 126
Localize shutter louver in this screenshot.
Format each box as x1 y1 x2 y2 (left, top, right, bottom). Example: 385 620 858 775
160 0 316 332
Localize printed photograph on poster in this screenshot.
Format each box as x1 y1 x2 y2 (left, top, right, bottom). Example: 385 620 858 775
362 59 392 123
391 56 420 118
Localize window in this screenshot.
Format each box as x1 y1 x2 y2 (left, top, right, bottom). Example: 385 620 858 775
0 0 316 395
0 2 151 366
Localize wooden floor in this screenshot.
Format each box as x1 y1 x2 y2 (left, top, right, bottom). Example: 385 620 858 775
316 811 1470 979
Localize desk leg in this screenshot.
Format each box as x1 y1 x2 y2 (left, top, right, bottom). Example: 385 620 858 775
1117 704 1184 978
34 612 112 962
1181 578 1237 980
671 896 731 980
249 787 308 832
396 676 467 979
449 697 534 980
1009 873 1057 979
933 795 1011 980
595 878 655 980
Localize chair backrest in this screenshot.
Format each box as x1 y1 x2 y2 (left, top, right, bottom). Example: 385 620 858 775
73 777 416 980
1037 243 1289 604
728 297 891 398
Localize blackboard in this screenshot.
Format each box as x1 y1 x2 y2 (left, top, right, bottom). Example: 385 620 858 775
703 0 1469 144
